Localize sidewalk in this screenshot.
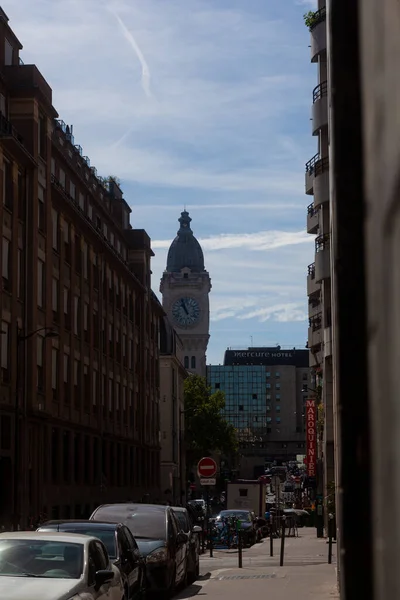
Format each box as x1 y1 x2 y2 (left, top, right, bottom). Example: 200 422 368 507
178 529 339 599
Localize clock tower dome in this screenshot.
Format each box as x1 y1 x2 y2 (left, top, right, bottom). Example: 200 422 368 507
160 210 211 376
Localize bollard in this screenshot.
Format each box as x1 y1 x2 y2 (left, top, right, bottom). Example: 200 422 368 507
238 528 243 568
209 524 213 558
269 515 273 557
280 515 286 567
328 513 333 564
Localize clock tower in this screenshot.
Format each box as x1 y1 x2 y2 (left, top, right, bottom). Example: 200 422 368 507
160 210 211 376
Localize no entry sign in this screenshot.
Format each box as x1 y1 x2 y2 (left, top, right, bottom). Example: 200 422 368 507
197 456 217 478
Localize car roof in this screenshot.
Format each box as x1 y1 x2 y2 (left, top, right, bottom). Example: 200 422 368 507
92 503 169 517
172 507 187 513
0 531 96 544
39 520 120 530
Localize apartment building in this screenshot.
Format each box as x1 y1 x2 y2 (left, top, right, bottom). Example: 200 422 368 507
207 347 311 479
159 316 187 505
305 1 335 504
0 9 161 529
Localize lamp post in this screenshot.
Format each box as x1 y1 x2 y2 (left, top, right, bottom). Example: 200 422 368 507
13 326 58 530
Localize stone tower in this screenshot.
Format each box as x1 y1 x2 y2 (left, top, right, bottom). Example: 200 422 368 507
160 210 211 376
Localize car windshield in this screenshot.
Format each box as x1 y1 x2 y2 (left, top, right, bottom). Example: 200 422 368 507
219 511 252 522
125 512 166 540
65 529 116 559
0 540 84 579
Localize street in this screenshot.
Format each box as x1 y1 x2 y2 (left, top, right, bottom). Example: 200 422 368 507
175 529 338 599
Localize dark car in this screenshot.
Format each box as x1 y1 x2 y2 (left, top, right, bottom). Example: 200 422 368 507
216 509 257 546
37 520 145 600
172 507 202 583
90 504 189 597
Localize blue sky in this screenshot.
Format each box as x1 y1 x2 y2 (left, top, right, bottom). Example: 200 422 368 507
9 0 318 364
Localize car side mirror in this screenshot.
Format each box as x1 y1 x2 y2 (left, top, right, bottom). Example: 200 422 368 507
95 569 114 589
177 532 188 544
192 525 202 534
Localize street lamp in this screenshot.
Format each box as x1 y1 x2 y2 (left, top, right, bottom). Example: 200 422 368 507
13 326 58 530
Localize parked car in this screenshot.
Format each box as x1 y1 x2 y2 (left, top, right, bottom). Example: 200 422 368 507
215 509 258 546
0 531 123 600
172 507 202 583
37 520 145 600
90 504 189 597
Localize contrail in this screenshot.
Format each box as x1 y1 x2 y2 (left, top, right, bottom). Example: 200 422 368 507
109 8 153 99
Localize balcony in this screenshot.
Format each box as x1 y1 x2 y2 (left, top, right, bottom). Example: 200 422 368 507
315 234 331 282
305 154 329 206
310 7 327 62
308 312 322 349
307 263 320 296
312 81 328 135
308 290 321 318
309 344 323 368
0 111 35 166
307 203 319 234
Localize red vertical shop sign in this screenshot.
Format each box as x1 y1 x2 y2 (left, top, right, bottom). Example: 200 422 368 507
306 399 317 477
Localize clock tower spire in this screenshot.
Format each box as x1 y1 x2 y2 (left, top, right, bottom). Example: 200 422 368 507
160 210 211 376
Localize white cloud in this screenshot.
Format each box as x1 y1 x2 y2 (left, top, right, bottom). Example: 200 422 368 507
152 229 312 251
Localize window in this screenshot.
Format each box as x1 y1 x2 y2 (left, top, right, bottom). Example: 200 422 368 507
64 288 70 328
38 186 45 232
2 237 10 287
266 383 271 389
215 382 220 389
191 356 196 369
52 348 58 397
275 372 280 378
17 170 25 219
17 249 22 298
276 394 281 401
38 115 46 158
302 373 308 381
52 278 58 317
64 354 70 403
266 372 271 378
184 356 189 369
74 360 80 404
88 203 93 220
37 260 44 307
74 297 80 335
4 38 13 66
59 169 65 188
1 321 9 382
3 159 13 210
239 405 244 411
78 193 84 211
37 335 44 390
69 182 76 200
276 405 280 412
63 221 70 263
93 370 98 410
82 243 88 279
252 393 257 400
276 383 281 390
276 417 281 424
266 394 271 400
266 405 270 412
83 365 90 411
51 158 55 176
52 209 59 250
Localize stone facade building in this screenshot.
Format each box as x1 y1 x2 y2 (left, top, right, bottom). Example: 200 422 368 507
0 9 160 528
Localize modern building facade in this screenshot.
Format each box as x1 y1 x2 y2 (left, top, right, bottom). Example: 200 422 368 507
0 9 161 529
207 347 310 479
305 1 335 507
159 316 187 505
160 210 211 377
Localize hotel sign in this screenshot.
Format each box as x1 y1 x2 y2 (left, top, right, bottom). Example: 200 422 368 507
306 399 317 478
231 351 293 359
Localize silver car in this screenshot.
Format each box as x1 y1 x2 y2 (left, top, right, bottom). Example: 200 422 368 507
0 531 124 600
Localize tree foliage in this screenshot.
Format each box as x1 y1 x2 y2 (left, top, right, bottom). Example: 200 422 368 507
183 375 238 465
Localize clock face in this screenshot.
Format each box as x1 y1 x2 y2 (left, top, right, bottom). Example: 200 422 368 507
172 297 201 327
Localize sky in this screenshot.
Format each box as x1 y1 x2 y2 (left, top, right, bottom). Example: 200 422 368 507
8 0 318 364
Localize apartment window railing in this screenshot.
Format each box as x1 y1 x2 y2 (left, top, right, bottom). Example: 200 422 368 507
313 80 328 103
305 153 319 174
309 6 326 31
309 312 322 331
307 202 318 216
308 263 316 278
315 233 330 252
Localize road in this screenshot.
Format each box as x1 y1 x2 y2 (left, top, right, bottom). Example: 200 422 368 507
174 528 339 599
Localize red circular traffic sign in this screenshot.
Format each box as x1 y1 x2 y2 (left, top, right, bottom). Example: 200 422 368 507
197 456 217 478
